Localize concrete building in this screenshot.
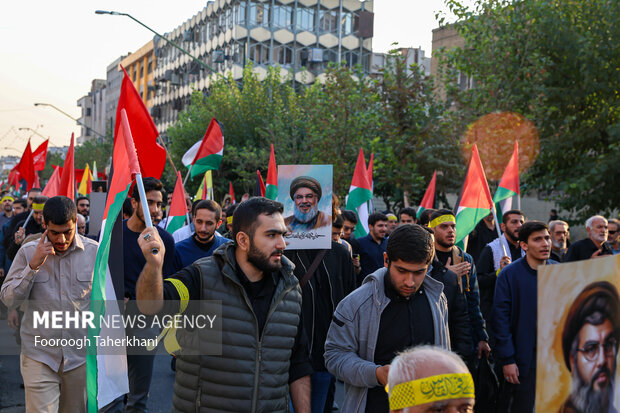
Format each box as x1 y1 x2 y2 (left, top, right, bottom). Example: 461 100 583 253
151 0 375 133
370 47 431 77
431 25 474 98
76 79 106 144
105 54 129 138
120 41 156 109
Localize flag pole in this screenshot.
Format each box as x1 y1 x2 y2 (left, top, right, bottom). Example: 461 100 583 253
491 207 509 257
22 210 34 229
157 136 179 176
183 164 194 186
134 172 159 255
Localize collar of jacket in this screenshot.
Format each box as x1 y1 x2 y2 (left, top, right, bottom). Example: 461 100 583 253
212 242 298 289
362 266 445 309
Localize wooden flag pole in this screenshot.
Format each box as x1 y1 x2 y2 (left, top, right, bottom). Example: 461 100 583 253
491 207 509 257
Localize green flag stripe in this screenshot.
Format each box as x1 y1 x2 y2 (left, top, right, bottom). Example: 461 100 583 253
493 186 517 203
455 207 491 245
265 184 278 200
190 155 222 178
416 206 426 220
166 215 186 234
346 187 372 210
87 184 131 413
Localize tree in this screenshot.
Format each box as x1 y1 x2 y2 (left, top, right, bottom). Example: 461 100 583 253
437 0 620 221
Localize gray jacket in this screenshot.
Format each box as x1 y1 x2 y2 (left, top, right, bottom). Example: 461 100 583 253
324 267 450 412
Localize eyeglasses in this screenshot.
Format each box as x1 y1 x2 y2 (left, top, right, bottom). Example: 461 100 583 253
577 337 618 362
609 230 618 235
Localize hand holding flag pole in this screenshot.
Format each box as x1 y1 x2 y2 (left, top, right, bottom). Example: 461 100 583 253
22 210 34 229
491 206 509 257
120 108 158 255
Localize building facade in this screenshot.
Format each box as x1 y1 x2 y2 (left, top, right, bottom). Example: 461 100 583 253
431 25 474 98
120 41 156 109
370 47 431 77
76 79 106 144
151 0 374 133
104 54 129 138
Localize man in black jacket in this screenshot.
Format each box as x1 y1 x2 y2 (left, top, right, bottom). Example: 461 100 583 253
564 215 611 262
4 195 47 261
285 242 356 413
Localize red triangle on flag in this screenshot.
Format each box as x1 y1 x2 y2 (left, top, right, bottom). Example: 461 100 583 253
419 171 437 210
169 171 189 216
350 149 371 190
17 140 36 190
58 134 76 199
498 141 520 194
366 153 374 187
229 181 236 204
266 144 277 186
458 144 494 210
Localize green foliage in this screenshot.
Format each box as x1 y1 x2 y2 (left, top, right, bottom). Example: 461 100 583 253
438 0 620 221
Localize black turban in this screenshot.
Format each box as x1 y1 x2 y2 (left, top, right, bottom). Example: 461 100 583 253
561 281 620 371
289 176 322 201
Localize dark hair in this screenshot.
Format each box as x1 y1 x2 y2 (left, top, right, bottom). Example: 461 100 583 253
386 224 434 265
76 196 89 205
430 208 454 221
399 207 417 221
226 203 238 217
14 199 27 209
43 196 76 225
194 200 222 220
28 188 42 195
333 214 344 229
368 212 388 227
132 177 164 201
341 210 358 225
232 197 284 239
502 209 524 224
418 208 436 227
518 220 548 243
32 195 48 205
122 197 134 217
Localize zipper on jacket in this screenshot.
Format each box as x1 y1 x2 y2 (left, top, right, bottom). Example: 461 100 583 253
196 386 201 413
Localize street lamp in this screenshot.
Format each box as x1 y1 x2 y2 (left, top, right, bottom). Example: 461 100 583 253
33 102 106 140
95 10 223 78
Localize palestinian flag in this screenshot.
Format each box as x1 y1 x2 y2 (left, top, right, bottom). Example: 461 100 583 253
346 149 372 238
254 170 266 197
366 152 374 213
166 171 189 234
229 181 236 204
454 144 494 246
494 140 520 218
183 118 224 179
417 170 437 220
195 170 213 200
265 144 277 200
86 109 137 411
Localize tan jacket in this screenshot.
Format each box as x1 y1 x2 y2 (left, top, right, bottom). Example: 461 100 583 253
0 234 99 372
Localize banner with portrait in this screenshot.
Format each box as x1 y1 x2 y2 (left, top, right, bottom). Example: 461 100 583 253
276 165 332 250
537 254 620 412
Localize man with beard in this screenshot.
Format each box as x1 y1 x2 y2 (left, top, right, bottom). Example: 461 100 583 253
429 210 490 366
492 221 556 412
0 194 14 228
76 196 90 232
103 177 176 413
135 197 312 412
608 219 620 254
354 212 389 285
174 199 230 270
6 195 48 261
1 196 98 412
550 220 570 262
477 209 525 338
565 215 611 262
284 176 331 231
560 281 619 413
398 207 417 225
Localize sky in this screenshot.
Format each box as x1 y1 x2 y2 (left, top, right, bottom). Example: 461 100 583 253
0 0 452 156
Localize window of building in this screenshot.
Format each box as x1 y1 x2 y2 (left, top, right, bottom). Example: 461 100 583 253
249 43 269 64
226 7 233 29
86 108 92 117
249 3 270 27
318 9 338 34
235 2 246 25
341 11 358 36
295 8 315 32
147 57 153 74
273 44 293 65
343 50 359 67
139 63 144 79
272 5 292 29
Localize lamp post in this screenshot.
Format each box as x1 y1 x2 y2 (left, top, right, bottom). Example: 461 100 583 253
33 102 106 140
18 127 57 145
94 10 223 78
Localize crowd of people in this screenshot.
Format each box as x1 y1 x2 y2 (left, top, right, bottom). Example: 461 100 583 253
0 180 618 413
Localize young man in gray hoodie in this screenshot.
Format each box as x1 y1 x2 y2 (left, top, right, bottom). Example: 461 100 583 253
324 224 450 413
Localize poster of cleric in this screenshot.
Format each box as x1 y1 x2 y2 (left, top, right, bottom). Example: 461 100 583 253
276 165 332 250
536 254 620 413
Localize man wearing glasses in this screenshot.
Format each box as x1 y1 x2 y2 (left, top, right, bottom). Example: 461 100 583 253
284 176 331 232
607 218 620 255
560 281 619 413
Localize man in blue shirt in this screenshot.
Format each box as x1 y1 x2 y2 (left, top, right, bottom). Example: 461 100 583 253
492 220 556 412
174 199 230 270
352 212 388 285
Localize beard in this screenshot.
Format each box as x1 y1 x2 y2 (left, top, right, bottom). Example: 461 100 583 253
552 239 566 249
437 237 454 249
592 233 607 243
569 366 614 413
506 229 519 243
293 204 318 224
247 242 284 273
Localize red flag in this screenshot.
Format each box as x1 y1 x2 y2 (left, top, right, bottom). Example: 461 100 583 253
42 166 62 197
114 66 165 179
34 172 40 189
497 140 520 195
32 139 49 171
75 168 86 185
350 149 371 190
366 152 374 189
229 181 236 204
265 144 278 200
254 170 266 197
419 171 437 210
58 134 75 199
8 166 20 187
17 140 36 190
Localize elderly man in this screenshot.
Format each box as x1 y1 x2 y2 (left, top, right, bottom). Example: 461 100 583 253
565 215 610 262
284 176 331 231
76 213 87 236
560 281 619 413
549 220 570 262
387 346 475 413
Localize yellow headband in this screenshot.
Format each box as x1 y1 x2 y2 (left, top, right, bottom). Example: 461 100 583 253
32 203 45 211
428 214 455 228
226 216 233 225
1 196 14 202
388 373 474 410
